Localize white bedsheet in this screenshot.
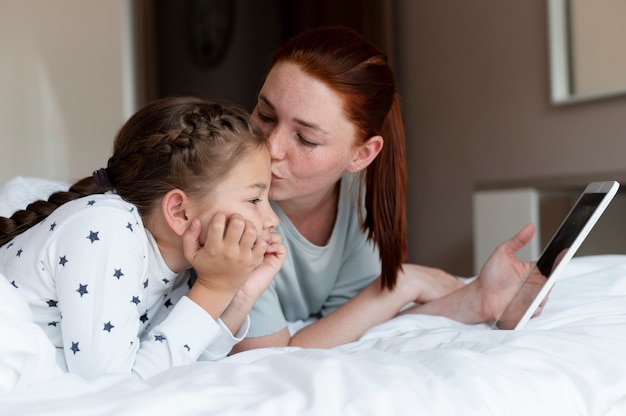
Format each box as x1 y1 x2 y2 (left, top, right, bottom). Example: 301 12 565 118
1 177 626 415
2 255 626 415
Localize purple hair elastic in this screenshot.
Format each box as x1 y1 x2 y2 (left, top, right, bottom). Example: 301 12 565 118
92 168 111 190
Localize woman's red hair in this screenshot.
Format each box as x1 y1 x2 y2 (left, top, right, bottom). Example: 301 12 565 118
271 26 408 290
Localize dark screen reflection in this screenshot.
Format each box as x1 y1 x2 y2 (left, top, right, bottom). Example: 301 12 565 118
536 193 605 277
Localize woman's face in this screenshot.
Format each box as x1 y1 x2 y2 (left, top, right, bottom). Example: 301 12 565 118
252 62 359 205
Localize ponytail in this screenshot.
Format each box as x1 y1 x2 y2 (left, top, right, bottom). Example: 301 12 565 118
363 96 407 289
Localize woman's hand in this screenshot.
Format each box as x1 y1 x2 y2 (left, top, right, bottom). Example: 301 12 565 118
401 223 536 325
472 223 537 324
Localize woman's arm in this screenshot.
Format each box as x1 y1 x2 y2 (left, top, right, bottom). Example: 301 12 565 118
233 223 535 352
232 263 463 352
401 223 536 324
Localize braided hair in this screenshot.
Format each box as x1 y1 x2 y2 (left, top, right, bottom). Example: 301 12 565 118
0 97 267 247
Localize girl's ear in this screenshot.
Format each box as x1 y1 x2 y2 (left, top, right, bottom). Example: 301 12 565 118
349 135 384 173
161 189 191 236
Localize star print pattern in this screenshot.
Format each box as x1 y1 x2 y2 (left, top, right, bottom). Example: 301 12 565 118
87 231 100 243
0 193 248 380
76 283 88 297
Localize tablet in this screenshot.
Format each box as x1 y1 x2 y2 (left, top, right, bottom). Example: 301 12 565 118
493 180 619 330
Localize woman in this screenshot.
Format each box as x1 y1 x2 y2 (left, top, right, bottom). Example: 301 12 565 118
233 26 535 352
0 97 286 379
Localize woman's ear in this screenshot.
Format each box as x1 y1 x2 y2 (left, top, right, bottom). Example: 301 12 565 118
349 135 384 173
161 189 191 236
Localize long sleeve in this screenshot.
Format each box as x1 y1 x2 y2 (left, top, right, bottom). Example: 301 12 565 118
2 195 248 380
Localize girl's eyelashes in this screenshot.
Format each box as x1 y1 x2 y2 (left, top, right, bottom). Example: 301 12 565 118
249 197 262 205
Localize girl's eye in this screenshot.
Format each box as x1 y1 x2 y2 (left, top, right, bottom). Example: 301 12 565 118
249 198 262 205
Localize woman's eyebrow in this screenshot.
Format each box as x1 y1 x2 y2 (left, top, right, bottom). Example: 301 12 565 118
258 94 274 111
258 94 329 135
294 117 328 135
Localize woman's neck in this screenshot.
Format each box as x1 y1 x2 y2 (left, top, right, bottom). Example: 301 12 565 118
277 182 340 246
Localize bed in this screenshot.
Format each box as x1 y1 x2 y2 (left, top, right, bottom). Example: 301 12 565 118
1 176 626 415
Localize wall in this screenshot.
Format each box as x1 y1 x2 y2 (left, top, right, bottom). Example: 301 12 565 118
153 0 280 112
0 0 136 186
396 0 626 275
4 0 625 277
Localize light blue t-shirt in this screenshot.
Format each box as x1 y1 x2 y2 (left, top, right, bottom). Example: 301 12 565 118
247 174 381 337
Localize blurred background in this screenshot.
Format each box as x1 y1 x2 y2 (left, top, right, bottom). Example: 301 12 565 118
2 0 626 276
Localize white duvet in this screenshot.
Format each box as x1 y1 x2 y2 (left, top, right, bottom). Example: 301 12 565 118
1 178 626 415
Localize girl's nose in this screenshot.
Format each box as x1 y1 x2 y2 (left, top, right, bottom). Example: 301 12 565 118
264 203 279 230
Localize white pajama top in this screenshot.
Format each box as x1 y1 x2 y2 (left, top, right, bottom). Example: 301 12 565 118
0 193 247 380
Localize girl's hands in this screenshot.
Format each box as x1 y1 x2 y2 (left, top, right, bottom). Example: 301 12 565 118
183 212 268 319
235 231 287 304
219 231 286 335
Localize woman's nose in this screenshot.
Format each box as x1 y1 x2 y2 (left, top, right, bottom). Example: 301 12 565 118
267 127 287 160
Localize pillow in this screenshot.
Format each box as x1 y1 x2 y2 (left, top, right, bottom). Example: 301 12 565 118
0 176 69 217
0 274 62 390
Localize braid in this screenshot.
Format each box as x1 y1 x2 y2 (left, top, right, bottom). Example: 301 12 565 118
108 100 265 218
0 177 102 246
0 96 267 248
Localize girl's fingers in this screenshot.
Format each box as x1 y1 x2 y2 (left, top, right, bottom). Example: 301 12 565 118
182 218 202 259
204 212 228 248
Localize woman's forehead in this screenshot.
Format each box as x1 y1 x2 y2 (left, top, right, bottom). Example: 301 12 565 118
262 62 351 130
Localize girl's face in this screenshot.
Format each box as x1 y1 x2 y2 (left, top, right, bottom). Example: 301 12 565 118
252 62 360 205
201 146 278 243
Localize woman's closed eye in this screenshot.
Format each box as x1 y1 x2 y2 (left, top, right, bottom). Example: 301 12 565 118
297 134 317 147
256 111 275 124
249 197 262 205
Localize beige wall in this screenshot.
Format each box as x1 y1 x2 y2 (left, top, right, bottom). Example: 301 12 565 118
3 0 626 276
396 0 626 275
570 0 626 96
0 0 135 185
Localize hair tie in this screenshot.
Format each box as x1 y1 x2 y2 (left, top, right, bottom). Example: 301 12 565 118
92 168 111 190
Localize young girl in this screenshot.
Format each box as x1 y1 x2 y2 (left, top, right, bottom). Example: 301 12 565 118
0 97 286 379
